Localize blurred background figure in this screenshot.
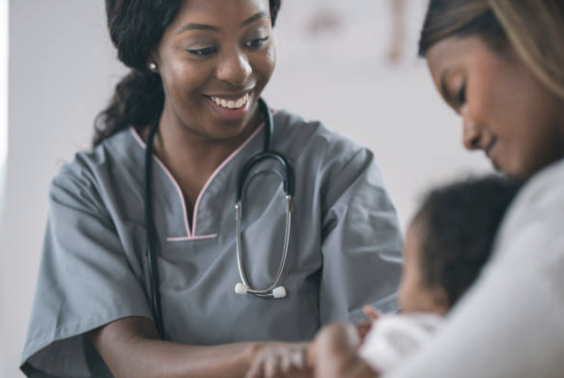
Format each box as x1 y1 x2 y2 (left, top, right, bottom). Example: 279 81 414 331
387 0 406 65
386 0 429 66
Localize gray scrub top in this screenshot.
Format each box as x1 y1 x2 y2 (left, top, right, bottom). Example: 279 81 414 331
21 110 403 378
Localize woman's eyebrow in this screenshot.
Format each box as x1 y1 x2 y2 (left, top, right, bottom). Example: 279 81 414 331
177 23 220 34
241 11 269 27
177 12 268 35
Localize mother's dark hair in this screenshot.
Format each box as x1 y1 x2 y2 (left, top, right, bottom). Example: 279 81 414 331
93 0 282 146
418 0 506 57
419 0 564 100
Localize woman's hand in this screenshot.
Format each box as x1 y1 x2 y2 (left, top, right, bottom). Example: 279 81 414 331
245 342 312 378
310 323 359 378
245 307 381 378
311 323 378 378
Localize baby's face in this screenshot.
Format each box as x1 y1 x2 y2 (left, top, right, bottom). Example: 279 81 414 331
398 223 448 315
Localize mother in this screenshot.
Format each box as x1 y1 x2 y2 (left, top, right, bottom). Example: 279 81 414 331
388 0 564 377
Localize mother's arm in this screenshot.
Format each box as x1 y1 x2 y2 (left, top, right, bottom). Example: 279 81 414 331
385 169 564 378
88 316 261 378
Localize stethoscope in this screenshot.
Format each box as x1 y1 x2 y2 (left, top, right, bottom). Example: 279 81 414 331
144 98 294 338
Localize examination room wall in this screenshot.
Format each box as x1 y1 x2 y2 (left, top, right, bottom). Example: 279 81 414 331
0 1 490 376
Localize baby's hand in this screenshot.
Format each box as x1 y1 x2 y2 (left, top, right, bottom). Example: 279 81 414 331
363 305 381 321
245 342 312 378
355 306 381 344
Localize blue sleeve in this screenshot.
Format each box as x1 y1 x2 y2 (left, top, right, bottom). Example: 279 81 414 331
21 164 152 378
319 148 403 325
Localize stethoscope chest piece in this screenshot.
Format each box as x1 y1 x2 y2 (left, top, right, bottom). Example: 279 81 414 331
234 282 287 299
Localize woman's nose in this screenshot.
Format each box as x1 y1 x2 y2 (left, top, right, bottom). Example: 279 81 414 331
216 49 252 87
462 109 482 150
463 122 481 150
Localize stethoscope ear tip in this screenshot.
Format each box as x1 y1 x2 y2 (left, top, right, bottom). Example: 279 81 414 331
235 282 249 295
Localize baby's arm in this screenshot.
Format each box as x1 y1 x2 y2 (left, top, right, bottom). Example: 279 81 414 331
311 323 380 378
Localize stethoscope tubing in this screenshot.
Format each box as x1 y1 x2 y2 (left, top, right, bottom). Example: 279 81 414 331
144 122 165 338
234 194 292 295
144 98 293 339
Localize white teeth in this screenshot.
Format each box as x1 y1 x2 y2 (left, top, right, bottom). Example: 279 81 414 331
211 93 249 109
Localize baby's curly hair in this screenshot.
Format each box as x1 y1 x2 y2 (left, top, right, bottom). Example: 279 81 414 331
413 175 522 308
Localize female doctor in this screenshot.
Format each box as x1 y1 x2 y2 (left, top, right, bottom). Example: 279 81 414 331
20 1 402 377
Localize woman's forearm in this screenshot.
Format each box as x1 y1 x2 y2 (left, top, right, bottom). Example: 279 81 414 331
88 316 261 378
121 339 257 378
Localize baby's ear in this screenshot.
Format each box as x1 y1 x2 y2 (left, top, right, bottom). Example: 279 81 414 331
431 287 450 316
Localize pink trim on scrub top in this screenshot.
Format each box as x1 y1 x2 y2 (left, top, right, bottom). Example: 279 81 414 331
190 123 264 239
130 127 195 239
129 123 265 241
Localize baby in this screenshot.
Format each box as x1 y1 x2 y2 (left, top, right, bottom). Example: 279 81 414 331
246 175 521 378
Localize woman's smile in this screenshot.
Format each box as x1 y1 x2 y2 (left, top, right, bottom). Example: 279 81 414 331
205 91 253 122
153 0 276 140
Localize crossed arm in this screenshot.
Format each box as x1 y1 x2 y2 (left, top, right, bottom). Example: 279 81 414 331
89 312 381 378
88 316 264 378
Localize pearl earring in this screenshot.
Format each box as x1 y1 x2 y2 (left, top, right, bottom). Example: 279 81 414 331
148 62 157 71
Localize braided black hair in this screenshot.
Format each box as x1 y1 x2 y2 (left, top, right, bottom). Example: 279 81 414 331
93 0 282 146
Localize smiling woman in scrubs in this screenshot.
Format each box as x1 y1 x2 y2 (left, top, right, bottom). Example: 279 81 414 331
20 1 402 377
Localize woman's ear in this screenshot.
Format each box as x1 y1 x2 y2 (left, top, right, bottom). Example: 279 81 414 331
147 51 160 72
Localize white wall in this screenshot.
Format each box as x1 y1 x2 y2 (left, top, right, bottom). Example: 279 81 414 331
0 0 6 207
0 0 9 372
1 1 490 376
0 0 6 172
2 1 126 376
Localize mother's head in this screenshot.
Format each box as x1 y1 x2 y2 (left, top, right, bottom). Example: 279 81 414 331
420 0 564 179
95 0 281 146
